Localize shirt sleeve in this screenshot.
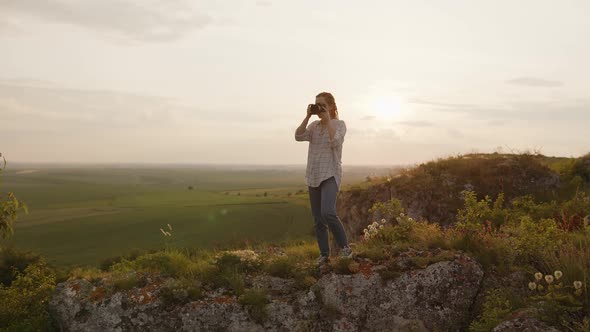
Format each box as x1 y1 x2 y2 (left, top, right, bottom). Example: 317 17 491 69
295 121 315 142
330 120 346 148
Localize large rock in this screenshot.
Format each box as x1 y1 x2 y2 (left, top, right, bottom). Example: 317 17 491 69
50 252 484 331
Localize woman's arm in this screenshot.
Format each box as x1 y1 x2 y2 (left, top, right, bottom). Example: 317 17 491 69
295 115 313 141
328 120 346 148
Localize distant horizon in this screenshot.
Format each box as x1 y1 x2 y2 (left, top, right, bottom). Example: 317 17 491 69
4 149 587 170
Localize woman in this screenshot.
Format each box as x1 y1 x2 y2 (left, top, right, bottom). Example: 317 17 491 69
294 92 353 266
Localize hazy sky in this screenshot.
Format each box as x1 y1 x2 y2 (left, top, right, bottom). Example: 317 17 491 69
1 0 589 166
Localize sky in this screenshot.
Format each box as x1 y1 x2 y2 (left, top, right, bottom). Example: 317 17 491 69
1 0 589 166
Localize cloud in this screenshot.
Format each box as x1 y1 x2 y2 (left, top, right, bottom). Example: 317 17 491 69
0 80 190 130
0 0 212 42
393 120 434 127
506 77 563 87
348 127 400 141
486 119 508 126
256 1 272 7
360 115 376 121
407 97 475 109
447 128 463 139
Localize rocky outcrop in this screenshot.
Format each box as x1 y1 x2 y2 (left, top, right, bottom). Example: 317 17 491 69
50 252 484 331
493 316 560 332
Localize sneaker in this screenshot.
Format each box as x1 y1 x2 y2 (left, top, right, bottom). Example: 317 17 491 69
339 246 353 259
316 255 330 266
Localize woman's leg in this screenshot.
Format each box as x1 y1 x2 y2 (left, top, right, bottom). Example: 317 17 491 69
320 176 349 249
309 184 330 257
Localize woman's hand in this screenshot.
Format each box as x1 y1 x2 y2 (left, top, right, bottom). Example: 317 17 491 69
318 106 331 121
306 104 313 119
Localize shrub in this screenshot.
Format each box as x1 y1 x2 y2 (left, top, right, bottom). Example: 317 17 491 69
332 257 358 275
99 248 145 271
68 267 106 283
111 272 144 292
468 289 513 332
214 250 262 274
160 277 203 307
0 246 41 286
368 198 404 225
0 260 56 331
354 243 389 262
283 242 318 261
111 250 198 278
512 216 564 262
557 191 590 231
456 191 509 234
264 256 299 279
239 288 269 324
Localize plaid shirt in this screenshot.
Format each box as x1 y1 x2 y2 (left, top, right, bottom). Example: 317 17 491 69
295 119 346 189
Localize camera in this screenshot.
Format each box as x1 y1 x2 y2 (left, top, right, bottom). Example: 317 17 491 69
309 104 326 115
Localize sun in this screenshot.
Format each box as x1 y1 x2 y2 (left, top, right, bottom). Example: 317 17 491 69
371 95 404 121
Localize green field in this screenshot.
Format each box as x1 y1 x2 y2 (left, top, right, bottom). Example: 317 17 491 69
1 164 395 267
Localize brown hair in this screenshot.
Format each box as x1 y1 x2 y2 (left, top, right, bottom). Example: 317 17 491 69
316 92 339 120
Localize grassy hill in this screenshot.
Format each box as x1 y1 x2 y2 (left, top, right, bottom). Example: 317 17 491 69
337 152 590 243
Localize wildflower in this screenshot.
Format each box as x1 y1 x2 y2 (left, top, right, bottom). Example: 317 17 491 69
219 249 259 265
554 270 563 280
400 213 404 217
167 223 173 231
166 231 172 237
544 275 554 284
534 272 543 281
381 218 386 224
160 228 167 236
379 225 384 229
528 282 537 290
574 281 583 290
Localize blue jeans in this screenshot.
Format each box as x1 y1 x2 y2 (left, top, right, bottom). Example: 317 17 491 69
308 176 349 257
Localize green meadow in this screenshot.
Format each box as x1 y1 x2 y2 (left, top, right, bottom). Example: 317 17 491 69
1 164 394 267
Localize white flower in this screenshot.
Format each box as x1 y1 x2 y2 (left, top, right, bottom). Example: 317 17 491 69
528 282 537 290
381 218 386 224
544 275 554 284
534 272 543 281
554 270 563 280
379 225 384 229
574 281 583 290
400 213 404 217
225 249 259 263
